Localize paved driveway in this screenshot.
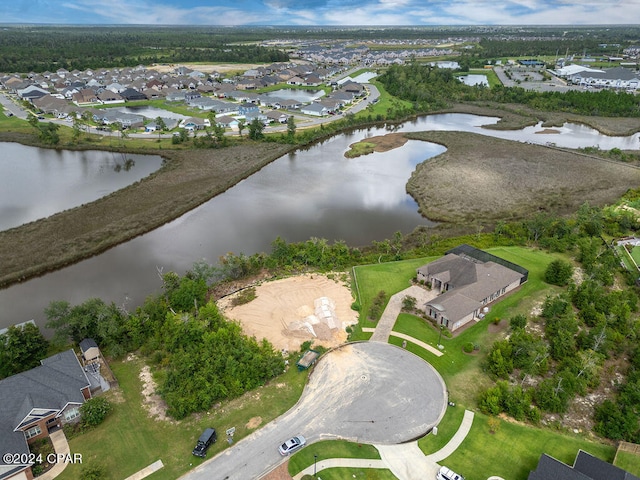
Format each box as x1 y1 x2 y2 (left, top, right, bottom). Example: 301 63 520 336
180 342 447 480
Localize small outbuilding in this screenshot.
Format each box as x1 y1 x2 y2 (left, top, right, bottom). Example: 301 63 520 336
79 338 100 363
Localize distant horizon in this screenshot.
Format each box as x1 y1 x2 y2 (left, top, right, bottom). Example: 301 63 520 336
1 23 639 28
1 1 639 27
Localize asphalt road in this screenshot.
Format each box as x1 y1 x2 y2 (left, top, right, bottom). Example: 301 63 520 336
180 342 447 480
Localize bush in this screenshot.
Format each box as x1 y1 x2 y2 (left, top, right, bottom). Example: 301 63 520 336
80 397 112 427
463 342 475 353
402 295 417 311
231 287 256 306
510 314 527 330
544 259 574 286
368 290 387 321
80 462 107 480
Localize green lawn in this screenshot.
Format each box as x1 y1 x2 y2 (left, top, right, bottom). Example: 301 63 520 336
441 413 615 480
351 257 437 339
57 356 308 480
630 246 640 268
288 440 380 476
417 403 466 455
616 245 637 271
306 467 397 480
614 450 640 476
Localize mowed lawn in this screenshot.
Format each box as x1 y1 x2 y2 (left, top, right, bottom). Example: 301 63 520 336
57 356 307 480
350 246 623 480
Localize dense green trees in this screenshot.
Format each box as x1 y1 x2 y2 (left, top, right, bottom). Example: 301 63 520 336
544 259 574 286
377 63 640 118
0 323 49 379
0 26 288 72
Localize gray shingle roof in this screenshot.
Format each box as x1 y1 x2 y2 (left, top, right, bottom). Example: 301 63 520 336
0 350 90 468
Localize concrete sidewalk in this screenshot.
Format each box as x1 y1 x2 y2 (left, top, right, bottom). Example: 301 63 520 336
124 460 164 480
369 286 437 343
292 410 475 480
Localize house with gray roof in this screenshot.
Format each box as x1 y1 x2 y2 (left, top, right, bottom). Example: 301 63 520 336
0 349 91 480
529 450 640 480
417 245 528 331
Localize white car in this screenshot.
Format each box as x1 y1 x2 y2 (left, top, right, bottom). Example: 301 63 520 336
437 466 465 480
278 435 306 455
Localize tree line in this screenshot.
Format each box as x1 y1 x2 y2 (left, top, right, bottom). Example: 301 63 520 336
377 62 640 117
0 26 288 73
478 196 640 443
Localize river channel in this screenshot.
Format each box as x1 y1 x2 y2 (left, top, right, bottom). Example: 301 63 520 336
1 113 639 329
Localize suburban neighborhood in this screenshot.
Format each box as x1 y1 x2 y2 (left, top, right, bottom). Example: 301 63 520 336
1 22 640 480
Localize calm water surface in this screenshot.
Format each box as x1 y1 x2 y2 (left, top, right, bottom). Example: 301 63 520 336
1 113 639 329
0 144 163 230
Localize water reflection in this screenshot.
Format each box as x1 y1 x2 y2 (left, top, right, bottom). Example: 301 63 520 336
1 113 638 329
0 144 163 230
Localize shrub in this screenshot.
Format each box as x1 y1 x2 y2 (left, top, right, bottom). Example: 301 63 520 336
510 314 527 330
80 397 112 427
80 462 107 480
231 287 256 306
463 342 475 353
544 259 574 286
402 295 417 311
368 290 387 321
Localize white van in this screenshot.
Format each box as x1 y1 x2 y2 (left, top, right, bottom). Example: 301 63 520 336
436 466 465 480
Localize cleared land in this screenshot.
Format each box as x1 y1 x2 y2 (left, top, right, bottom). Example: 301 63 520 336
405 130 640 225
218 274 358 352
0 142 293 288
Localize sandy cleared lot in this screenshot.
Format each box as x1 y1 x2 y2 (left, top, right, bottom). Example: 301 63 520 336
218 274 358 352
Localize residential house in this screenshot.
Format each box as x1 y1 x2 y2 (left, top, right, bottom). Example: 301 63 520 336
17 85 50 102
279 99 303 110
72 88 100 106
300 103 329 116
238 102 260 116
287 76 305 86
31 95 68 115
529 450 640 480
97 90 125 104
0 350 91 480
179 117 210 131
417 245 528 331
265 110 289 124
119 88 147 102
244 110 269 125
215 115 239 130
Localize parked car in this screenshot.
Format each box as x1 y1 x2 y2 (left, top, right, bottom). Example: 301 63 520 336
278 435 306 455
192 428 217 457
437 466 464 480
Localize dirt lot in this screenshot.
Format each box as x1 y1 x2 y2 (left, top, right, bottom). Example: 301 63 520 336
151 63 264 74
218 274 358 352
405 130 640 225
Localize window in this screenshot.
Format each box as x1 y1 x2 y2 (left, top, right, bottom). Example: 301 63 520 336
64 407 80 422
25 425 42 439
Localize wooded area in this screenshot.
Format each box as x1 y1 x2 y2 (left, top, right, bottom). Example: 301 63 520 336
0 26 288 72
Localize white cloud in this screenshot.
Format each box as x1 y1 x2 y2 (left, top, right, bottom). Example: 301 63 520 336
62 0 264 25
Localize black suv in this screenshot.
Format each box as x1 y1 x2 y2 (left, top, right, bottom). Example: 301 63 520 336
192 428 217 457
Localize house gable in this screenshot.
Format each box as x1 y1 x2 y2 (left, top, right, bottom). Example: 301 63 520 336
0 350 91 476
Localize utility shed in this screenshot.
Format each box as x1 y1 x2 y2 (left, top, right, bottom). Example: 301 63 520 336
79 338 100 363
296 350 320 371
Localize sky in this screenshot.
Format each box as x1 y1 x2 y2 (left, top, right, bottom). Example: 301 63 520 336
2 0 639 26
